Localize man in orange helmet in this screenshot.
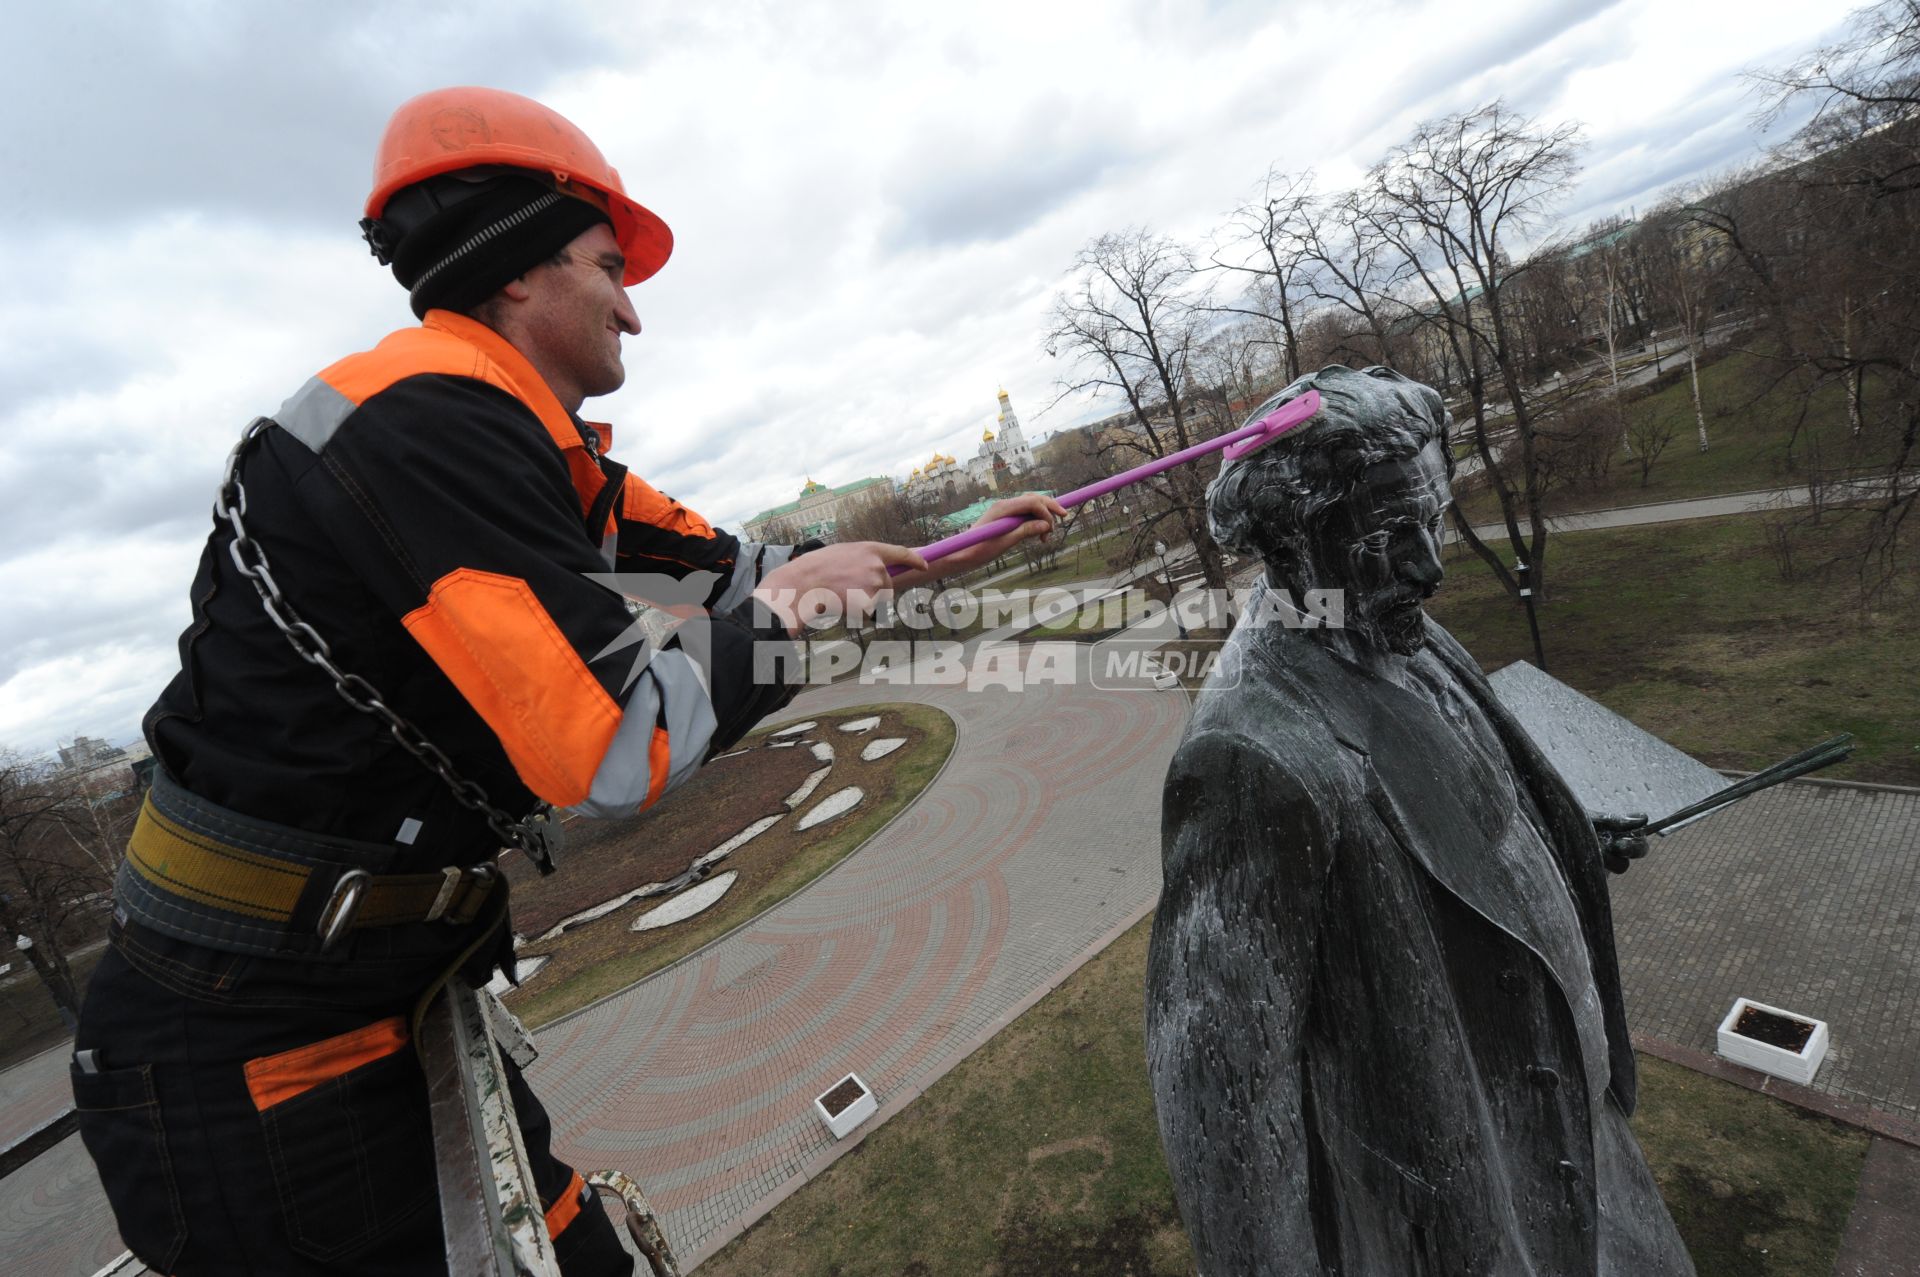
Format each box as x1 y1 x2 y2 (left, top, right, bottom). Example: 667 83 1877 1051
71 87 1062 1275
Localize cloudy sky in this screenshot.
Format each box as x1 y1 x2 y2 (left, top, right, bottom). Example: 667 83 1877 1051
0 0 1848 756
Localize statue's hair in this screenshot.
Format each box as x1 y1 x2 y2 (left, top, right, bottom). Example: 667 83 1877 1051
1207 365 1452 569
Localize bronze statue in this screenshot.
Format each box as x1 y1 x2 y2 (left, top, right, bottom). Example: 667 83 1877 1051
1146 365 1693 1275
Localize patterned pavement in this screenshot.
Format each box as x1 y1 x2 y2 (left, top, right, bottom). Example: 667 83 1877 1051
1609 779 1920 1122
527 644 1189 1262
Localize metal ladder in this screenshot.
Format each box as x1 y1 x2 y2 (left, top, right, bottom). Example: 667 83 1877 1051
420 975 681 1276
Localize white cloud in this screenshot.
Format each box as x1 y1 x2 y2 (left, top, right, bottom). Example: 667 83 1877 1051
0 0 1848 753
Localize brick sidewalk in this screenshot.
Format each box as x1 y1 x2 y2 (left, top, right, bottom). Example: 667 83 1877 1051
1609 780 1920 1123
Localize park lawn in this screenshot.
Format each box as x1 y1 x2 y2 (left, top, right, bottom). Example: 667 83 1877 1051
1426 513 1919 785
986 532 1132 594
1454 351 1904 524
507 704 955 1029
1632 1054 1870 1277
702 916 1868 1277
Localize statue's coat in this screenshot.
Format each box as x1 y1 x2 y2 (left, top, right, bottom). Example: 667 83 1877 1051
1147 586 1691 1275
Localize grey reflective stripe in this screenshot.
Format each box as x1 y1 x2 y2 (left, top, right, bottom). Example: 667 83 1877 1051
275 377 358 453
574 647 718 818
713 541 795 613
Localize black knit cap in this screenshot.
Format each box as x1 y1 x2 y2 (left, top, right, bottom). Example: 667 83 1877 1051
384 175 610 319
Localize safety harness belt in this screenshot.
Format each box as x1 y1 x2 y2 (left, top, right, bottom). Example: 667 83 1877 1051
116 769 504 959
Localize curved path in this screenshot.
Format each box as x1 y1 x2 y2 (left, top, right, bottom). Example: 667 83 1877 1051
528 647 1189 1264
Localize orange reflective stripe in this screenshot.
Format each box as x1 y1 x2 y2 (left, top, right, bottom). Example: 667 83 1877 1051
545 1170 588 1239
642 725 672 811
303 314 624 523
620 474 718 541
244 1017 409 1111
402 568 622 807
314 311 588 459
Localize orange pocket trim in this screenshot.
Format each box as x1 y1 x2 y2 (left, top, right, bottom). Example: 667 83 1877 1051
244 1017 409 1111
403 568 623 808
546 1170 588 1239
642 725 672 811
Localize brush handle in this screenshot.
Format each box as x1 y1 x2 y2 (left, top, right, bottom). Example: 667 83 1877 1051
891 391 1320 574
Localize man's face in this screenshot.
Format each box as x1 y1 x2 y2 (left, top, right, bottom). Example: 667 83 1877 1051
1304 441 1451 655
518 222 641 405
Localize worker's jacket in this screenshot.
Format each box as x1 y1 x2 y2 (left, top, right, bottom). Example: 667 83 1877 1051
145 310 802 865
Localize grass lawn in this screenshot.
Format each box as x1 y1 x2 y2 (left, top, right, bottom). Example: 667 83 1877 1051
987 535 1133 594
1633 1055 1870 1276
1454 351 1906 524
1427 513 1919 786
504 704 955 1029
702 917 1869 1277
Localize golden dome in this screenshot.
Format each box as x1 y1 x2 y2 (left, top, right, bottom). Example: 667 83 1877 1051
982 428 996 442
997 386 1009 400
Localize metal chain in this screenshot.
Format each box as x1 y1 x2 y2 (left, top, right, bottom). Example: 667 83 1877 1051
214 418 560 870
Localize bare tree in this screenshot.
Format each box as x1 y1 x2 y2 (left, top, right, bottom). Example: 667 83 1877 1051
1299 187 1414 373
1365 102 1586 664
1642 199 1724 450
1702 0 1920 606
1208 169 1321 383
1046 230 1231 590
1754 0 1920 151
1624 402 1679 486
0 755 117 1028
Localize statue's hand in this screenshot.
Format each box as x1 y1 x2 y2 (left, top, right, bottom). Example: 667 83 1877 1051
1592 813 1650 875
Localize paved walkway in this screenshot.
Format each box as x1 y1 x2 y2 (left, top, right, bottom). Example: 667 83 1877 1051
528 651 1189 1264
1832 1137 1920 1276
1455 482 1886 548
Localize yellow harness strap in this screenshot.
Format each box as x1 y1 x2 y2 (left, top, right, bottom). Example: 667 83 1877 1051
125 794 501 936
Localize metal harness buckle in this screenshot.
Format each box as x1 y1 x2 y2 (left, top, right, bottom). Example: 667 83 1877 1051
426 860 503 921
424 863 498 925
317 869 371 952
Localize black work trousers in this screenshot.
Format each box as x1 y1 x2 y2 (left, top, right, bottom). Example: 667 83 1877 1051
71 921 631 1275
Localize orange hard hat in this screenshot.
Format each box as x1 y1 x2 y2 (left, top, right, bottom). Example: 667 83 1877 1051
365 86 672 286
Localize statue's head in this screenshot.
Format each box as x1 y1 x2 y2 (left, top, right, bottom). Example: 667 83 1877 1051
1209 365 1453 656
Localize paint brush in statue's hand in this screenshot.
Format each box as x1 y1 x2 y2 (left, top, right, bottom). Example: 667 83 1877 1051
1648 733 1856 836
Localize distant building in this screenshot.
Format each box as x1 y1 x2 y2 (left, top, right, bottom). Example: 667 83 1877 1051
906 387 1036 503
56 735 124 772
744 475 892 543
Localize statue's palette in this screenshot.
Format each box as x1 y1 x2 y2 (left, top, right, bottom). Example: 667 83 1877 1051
1489 661 1726 827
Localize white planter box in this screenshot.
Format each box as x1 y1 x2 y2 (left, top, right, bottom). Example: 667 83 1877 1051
814 1072 878 1139
1716 997 1829 1086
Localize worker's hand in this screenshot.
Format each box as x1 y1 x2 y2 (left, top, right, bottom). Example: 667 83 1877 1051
890 492 1070 590
1592 813 1651 875
754 541 928 634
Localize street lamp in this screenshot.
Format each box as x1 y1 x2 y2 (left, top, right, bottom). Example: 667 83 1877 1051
1155 539 1188 639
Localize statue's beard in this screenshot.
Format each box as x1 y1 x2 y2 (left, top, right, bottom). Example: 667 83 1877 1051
1356 588 1431 655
